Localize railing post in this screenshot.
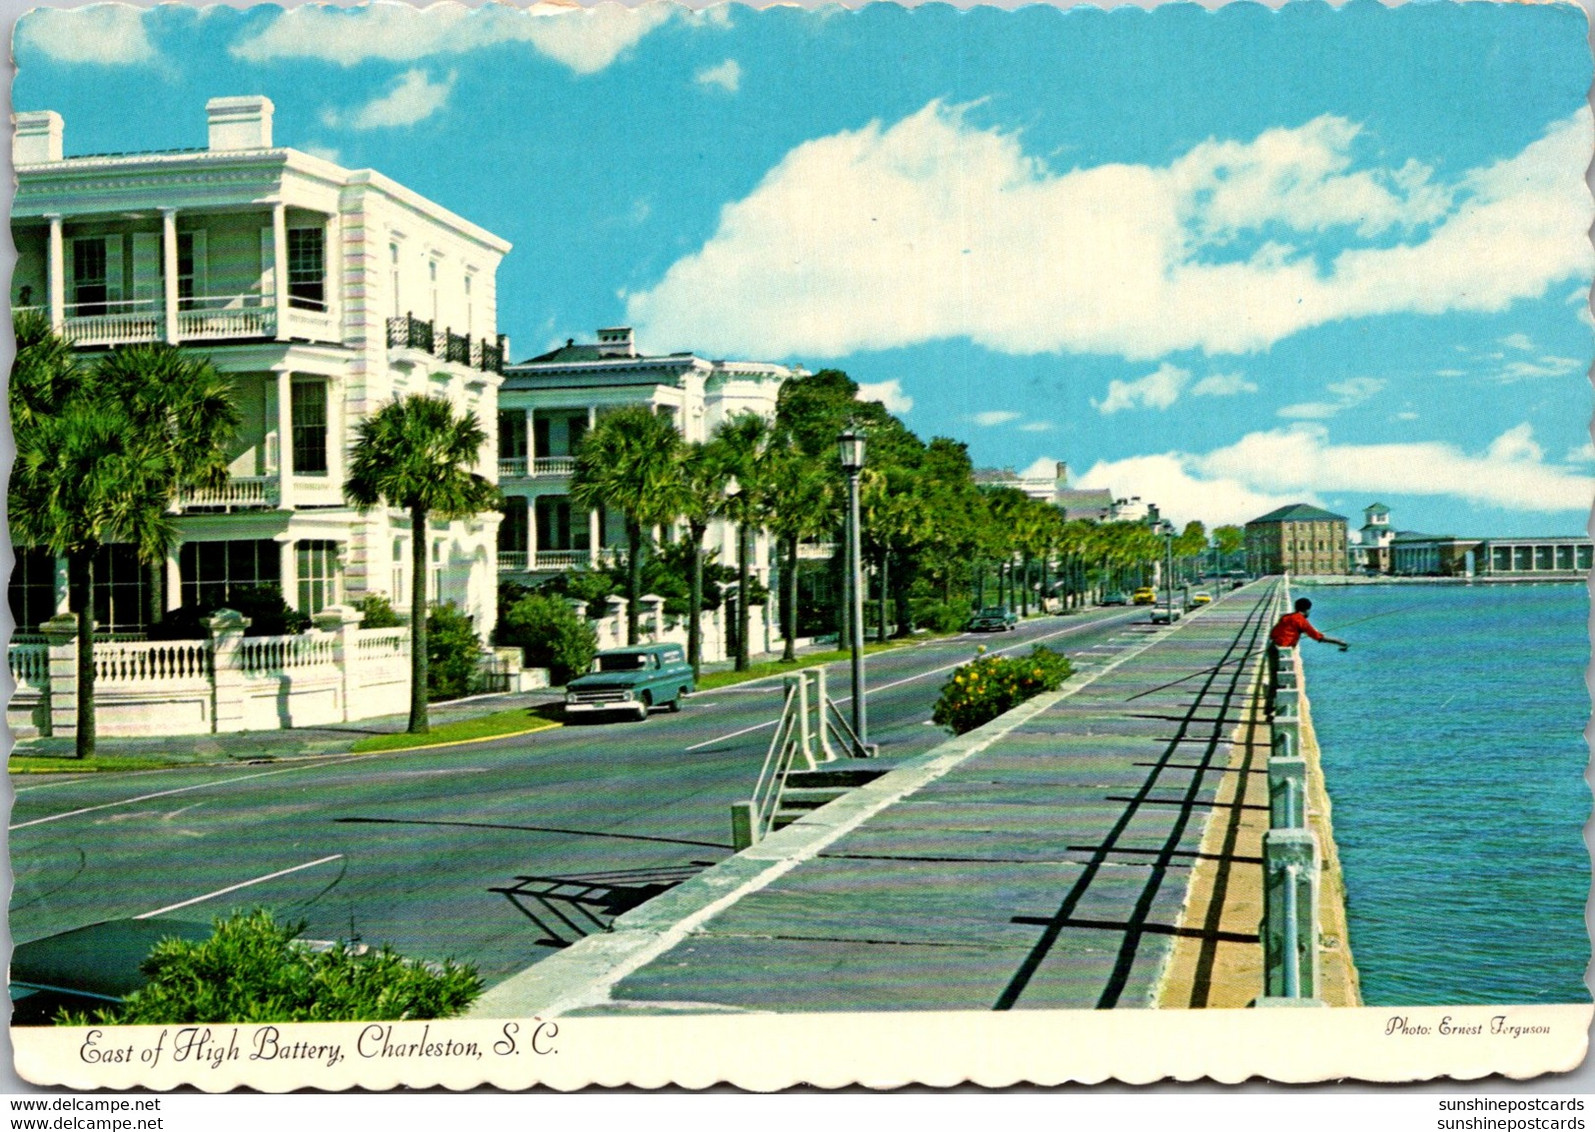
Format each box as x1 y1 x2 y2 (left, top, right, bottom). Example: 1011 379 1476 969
730 801 756 851
207 608 251 734
1261 828 1322 1003
312 604 365 723
39 613 78 738
1268 735 1309 830
814 666 837 763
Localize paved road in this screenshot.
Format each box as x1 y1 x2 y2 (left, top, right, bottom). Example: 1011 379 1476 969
10 605 1155 989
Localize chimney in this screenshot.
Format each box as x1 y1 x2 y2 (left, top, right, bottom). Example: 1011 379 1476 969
207 96 274 151
596 326 636 358
1055 461 1068 485
13 110 63 165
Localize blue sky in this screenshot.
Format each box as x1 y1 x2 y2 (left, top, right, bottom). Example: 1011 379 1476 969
13 1 1594 536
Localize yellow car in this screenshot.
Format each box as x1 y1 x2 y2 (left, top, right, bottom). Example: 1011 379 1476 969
1132 587 1157 605
1191 591 1213 605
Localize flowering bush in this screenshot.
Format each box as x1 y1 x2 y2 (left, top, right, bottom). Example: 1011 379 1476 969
932 646 1073 735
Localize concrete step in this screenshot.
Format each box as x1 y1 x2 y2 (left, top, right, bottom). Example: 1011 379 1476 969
786 767 888 790
777 787 847 810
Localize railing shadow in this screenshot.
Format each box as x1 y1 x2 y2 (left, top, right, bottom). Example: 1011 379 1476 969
490 863 709 949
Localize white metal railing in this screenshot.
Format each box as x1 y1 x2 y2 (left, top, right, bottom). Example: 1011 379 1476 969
9 644 47 689
532 456 576 477
533 549 588 570
64 299 162 345
498 551 529 572
175 475 279 510
498 457 529 479
238 632 337 674
95 640 210 684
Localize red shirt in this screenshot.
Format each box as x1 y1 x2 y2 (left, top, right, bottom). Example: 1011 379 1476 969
1270 611 1324 648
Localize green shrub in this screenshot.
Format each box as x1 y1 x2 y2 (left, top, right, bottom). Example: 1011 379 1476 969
931 646 1073 735
56 909 481 1025
427 602 483 701
353 592 403 629
148 584 311 640
496 593 598 685
911 598 971 634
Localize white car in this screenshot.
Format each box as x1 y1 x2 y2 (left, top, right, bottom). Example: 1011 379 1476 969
1150 603 1183 625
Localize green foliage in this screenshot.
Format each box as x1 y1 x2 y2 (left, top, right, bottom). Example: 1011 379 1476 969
911 597 972 634
148 585 311 640
496 592 598 685
56 909 481 1025
426 602 483 701
931 646 1073 736
353 592 403 629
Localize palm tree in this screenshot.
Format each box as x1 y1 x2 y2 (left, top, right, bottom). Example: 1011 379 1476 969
93 343 241 626
707 412 773 671
569 405 684 646
345 394 499 734
762 443 835 662
671 442 728 678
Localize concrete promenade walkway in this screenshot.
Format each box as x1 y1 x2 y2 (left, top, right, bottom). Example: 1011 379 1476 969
474 582 1289 1017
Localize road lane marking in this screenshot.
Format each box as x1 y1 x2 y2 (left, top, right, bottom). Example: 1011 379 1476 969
682 611 1144 752
134 855 345 919
9 759 352 831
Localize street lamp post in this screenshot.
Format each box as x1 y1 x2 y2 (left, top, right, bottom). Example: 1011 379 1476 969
1162 520 1175 612
839 427 868 751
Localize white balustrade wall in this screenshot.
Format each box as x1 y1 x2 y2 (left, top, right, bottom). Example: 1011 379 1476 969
7 608 412 739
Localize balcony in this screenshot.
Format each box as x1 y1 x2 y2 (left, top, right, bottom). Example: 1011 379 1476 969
387 313 505 374
31 295 339 349
498 549 590 573
174 475 279 512
497 456 575 480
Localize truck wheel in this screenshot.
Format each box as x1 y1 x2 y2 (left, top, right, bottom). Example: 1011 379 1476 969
635 692 652 721
666 689 686 713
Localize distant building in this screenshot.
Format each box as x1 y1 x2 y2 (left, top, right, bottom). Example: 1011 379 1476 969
1350 503 1592 578
972 462 1067 502
1353 503 1395 573
1110 495 1155 523
1389 532 1478 577
1054 488 1114 522
1244 504 1349 575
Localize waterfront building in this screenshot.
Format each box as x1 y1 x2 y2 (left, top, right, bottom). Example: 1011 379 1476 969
1244 503 1350 576
495 326 803 584
972 462 1067 502
1389 532 1479 577
9 97 511 638
1353 503 1395 573
1474 536 1590 578
1054 488 1114 522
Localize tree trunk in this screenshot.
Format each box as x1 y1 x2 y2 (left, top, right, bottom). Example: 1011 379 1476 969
408 505 430 734
143 559 164 632
1020 554 1032 616
625 517 643 646
781 533 798 663
735 523 751 671
72 550 95 759
893 559 912 638
877 549 889 644
975 561 985 608
687 521 705 679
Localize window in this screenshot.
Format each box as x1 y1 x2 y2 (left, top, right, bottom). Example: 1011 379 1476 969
1534 545 1554 571
428 259 439 324
180 540 282 610
297 540 340 614
389 242 402 319
464 273 474 337
499 412 528 460
91 545 150 633
1579 545 1593 571
536 496 588 551
177 232 196 309
8 547 57 634
287 227 325 311
73 238 107 315
430 539 444 603
291 381 328 475
1556 545 1574 570
499 497 529 554
391 537 407 605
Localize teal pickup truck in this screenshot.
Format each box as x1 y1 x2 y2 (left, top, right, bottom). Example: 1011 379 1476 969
563 643 695 721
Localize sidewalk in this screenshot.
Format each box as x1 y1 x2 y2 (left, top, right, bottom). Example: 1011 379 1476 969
473 586 1287 1017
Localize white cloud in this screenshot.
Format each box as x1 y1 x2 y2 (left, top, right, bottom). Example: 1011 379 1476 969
1078 421 1592 525
1500 332 1536 352
1278 376 1383 420
1190 372 1258 398
1020 457 1063 480
973 410 1020 427
1496 355 1585 382
1018 420 1054 433
1393 411 1420 421
18 6 156 65
1434 368 1467 378
694 58 741 92
1567 441 1595 463
323 70 455 130
232 3 671 75
627 103 1594 361
1093 363 1188 415
855 379 913 414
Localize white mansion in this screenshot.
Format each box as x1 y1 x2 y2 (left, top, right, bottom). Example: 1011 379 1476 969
10 96 510 637
497 326 805 590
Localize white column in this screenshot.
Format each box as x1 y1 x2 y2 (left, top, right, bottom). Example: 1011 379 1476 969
52 555 70 616
324 211 341 340
272 201 289 341
586 406 599 560
276 368 296 509
46 214 64 329
164 548 182 613
161 208 180 344
277 536 298 612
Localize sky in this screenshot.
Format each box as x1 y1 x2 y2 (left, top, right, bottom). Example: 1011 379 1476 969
12 0 1595 537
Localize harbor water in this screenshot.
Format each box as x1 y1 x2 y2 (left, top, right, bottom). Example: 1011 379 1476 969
1300 582 1591 1005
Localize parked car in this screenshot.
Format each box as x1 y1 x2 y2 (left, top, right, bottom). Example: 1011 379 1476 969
1132 587 1157 605
564 643 695 721
1149 602 1183 625
1101 591 1130 606
966 606 1020 632
1190 590 1214 606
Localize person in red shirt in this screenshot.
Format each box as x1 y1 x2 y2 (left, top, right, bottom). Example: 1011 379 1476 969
1267 598 1347 716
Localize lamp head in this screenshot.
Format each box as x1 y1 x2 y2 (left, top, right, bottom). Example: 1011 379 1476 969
837 427 865 473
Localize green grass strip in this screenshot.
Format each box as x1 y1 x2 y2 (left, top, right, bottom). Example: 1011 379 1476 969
695 636 941 691
10 755 182 774
349 706 562 753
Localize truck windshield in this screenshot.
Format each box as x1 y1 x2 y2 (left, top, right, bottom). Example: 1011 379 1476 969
597 652 654 672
